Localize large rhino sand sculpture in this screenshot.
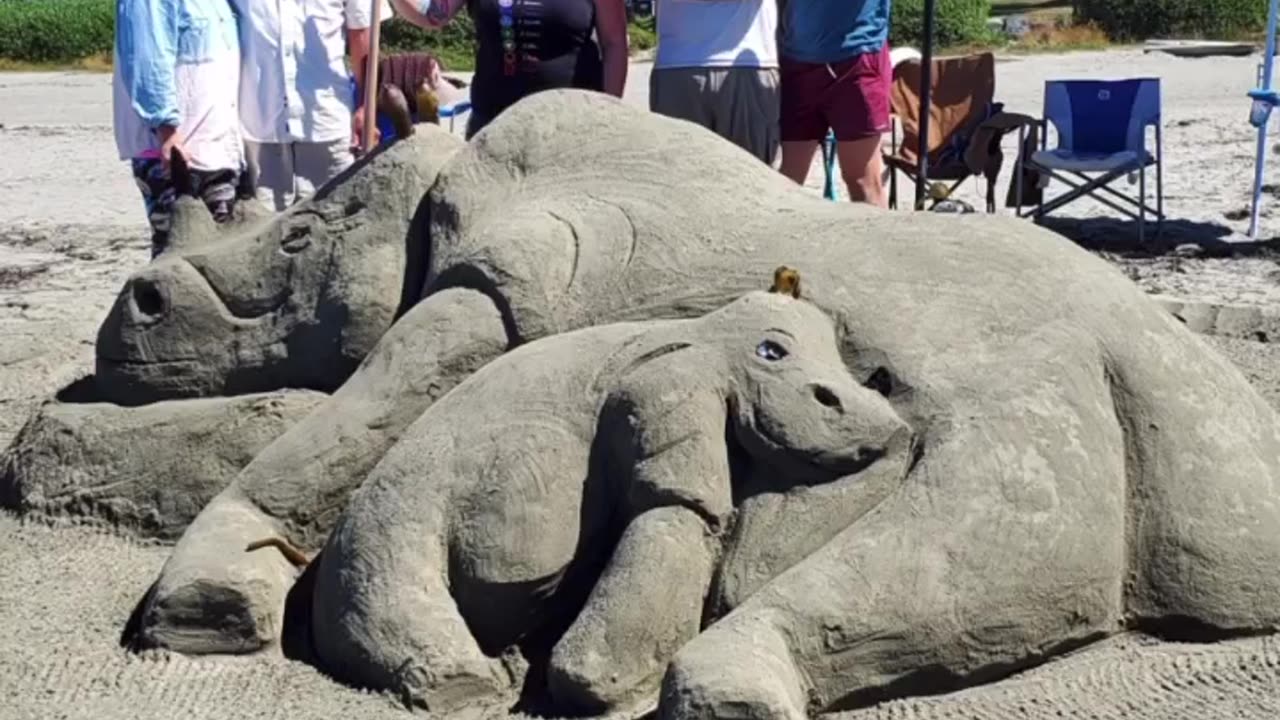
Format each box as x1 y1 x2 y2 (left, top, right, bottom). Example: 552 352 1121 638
16 89 1277 716
303 291 911 715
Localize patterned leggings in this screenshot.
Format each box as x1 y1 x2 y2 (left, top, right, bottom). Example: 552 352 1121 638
131 158 240 257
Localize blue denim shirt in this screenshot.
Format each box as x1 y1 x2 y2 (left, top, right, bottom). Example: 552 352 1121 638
114 0 240 128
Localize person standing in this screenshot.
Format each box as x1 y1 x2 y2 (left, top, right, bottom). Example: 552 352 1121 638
389 0 629 138
234 0 392 211
648 0 780 165
777 0 892 206
112 0 245 258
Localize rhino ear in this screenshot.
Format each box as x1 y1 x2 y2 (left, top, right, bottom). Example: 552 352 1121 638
769 266 801 299
170 148 195 198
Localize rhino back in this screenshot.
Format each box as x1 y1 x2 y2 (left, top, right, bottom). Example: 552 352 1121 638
423 90 1170 377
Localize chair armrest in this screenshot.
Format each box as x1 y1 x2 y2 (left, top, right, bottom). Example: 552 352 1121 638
977 111 1040 133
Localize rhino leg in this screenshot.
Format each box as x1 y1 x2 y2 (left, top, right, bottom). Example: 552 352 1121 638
311 506 515 714
130 287 511 654
549 354 731 713
661 329 1129 719
133 487 293 653
548 505 716 714
1105 315 1280 633
659 613 808 720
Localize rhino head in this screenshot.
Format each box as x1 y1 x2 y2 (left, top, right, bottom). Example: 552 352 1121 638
95 128 464 405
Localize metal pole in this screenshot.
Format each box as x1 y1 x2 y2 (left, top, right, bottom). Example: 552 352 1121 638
1249 0 1280 238
915 0 936 210
361 0 385 154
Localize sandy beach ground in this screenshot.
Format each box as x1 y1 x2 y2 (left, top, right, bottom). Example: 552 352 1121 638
4 50 1280 719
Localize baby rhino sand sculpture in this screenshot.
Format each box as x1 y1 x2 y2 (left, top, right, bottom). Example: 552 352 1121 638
4 89 1280 718
293 290 910 715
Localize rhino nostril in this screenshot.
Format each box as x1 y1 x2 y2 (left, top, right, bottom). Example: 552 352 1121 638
812 384 842 411
863 367 893 397
132 278 165 319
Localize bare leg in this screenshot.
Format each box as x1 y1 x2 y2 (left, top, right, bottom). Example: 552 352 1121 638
779 140 819 186
550 349 733 713
837 135 886 207
131 288 510 654
1104 309 1280 631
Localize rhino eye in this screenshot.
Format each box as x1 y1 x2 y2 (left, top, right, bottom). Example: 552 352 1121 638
281 225 312 254
756 340 789 362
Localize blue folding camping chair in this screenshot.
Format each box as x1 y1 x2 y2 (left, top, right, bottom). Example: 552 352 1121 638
1016 78 1165 244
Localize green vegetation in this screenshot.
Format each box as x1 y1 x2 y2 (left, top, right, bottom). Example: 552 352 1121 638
0 0 659 72
0 0 114 64
891 0 996 48
0 0 1269 72
380 11 655 69
1072 0 1268 41
379 12 477 70
990 0 1070 17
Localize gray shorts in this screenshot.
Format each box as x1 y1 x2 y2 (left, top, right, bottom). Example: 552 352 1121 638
649 66 781 165
245 139 354 212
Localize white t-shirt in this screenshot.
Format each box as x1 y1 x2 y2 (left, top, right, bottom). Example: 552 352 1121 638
653 0 778 70
233 0 393 144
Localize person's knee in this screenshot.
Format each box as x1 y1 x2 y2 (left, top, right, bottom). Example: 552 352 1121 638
842 164 883 198
779 142 817 184
835 136 886 204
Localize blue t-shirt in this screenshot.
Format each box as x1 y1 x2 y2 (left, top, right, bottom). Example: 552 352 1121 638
781 0 891 64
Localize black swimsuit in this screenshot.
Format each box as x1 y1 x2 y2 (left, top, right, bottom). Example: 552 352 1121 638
466 0 604 137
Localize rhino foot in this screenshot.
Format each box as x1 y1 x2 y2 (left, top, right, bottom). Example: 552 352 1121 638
133 576 277 654
132 492 297 654
659 616 808 720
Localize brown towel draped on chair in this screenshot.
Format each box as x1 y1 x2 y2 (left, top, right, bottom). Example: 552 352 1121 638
885 52 1042 212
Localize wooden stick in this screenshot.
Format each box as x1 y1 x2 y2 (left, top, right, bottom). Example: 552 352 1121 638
361 0 384 154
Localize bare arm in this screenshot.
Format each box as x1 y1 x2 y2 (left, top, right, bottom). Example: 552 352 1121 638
389 0 465 29
593 0 628 97
348 26 373 98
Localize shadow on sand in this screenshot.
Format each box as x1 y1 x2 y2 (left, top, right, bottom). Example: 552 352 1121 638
1035 216 1280 260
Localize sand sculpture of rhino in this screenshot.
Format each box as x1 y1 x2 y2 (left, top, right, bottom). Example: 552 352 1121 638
297 291 912 716
4 89 1279 717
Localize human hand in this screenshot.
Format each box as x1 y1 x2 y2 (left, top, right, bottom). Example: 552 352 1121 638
351 107 380 153
156 125 189 169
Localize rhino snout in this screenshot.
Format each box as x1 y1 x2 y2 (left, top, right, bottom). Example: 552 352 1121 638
822 399 913 476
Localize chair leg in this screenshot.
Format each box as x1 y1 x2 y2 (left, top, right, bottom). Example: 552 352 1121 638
1035 167 1132 219
829 133 839 199
1035 167 1046 224
1156 124 1165 239
1138 164 1147 247
1156 159 1164 240
1016 127 1026 218
889 164 898 210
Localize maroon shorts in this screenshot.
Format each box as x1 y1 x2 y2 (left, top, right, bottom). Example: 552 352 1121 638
780 44 892 142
